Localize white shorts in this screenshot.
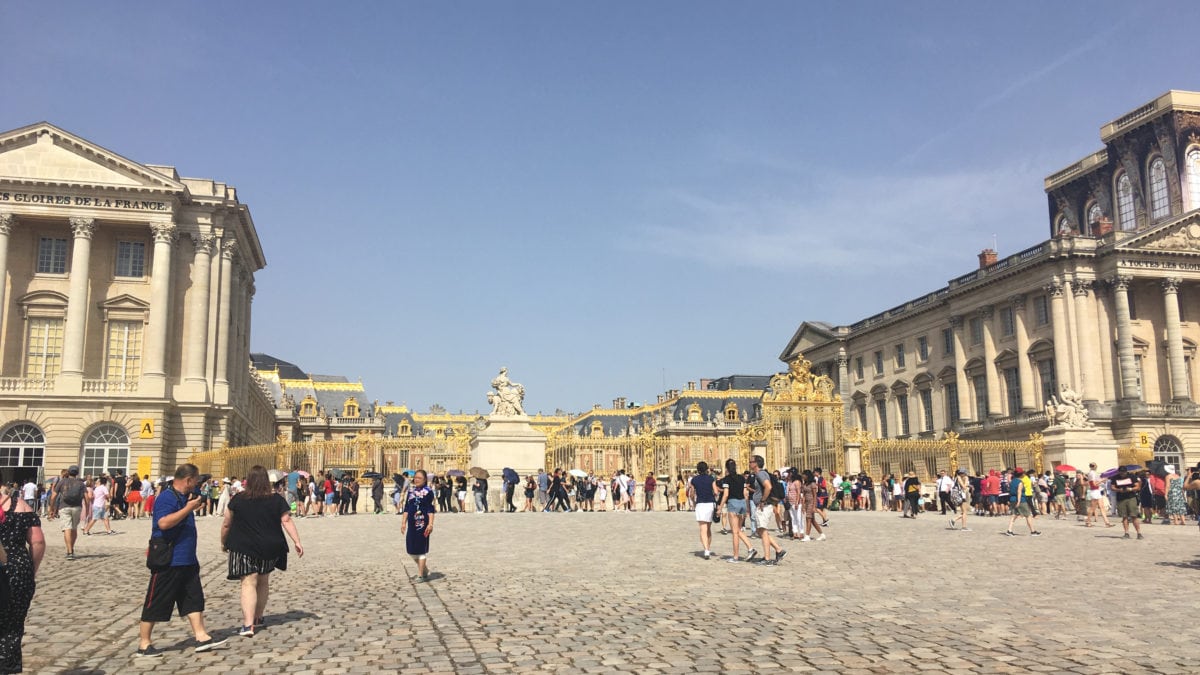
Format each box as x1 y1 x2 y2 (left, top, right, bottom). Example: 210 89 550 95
1087 489 1103 500
695 503 715 522
457 491 467 501
750 503 774 531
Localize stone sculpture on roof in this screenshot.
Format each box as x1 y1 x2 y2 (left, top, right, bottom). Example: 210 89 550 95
487 366 527 417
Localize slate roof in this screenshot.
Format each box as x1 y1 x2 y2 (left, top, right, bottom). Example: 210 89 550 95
706 375 771 391
251 352 307 380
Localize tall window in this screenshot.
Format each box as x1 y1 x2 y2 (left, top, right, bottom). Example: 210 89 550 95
115 241 146 277
920 388 934 432
969 317 983 345
856 403 867 429
874 351 883 375
945 382 960 423
917 336 929 361
37 237 68 274
942 327 954 355
1037 358 1056 406
1116 173 1136 231
82 424 129 477
1134 355 1145 401
105 320 143 380
896 394 910 436
1188 148 1200 211
25 318 64 379
1000 307 1015 337
874 399 888 439
895 344 906 369
0 424 45 470
973 374 988 421
1004 366 1021 415
1148 157 1169 220
855 357 863 380
1087 203 1103 234
1034 296 1050 326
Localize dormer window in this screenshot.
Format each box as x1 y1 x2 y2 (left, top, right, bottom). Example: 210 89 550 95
687 403 702 422
591 420 604 437
343 397 359 418
398 422 412 436
724 405 738 422
300 395 318 417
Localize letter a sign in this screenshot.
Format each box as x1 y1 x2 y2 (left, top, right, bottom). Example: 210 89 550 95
140 419 155 439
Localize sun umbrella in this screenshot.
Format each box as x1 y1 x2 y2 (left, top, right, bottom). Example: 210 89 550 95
502 467 520 484
294 470 311 479
1054 464 1077 473
362 471 383 479
1121 464 1145 473
330 469 346 480
1100 467 1120 479
470 467 490 479
1146 460 1167 477
568 468 587 478
267 469 286 483
447 469 466 477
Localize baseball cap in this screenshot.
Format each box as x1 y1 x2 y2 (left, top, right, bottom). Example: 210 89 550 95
68 465 79 475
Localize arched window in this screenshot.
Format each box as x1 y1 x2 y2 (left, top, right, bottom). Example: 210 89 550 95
1056 215 1071 236
1187 148 1200 211
1149 157 1169 219
299 395 317 417
0 423 45 470
1087 203 1103 234
724 405 739 422
343 397 359 418
1152 434 1183 467
1116 173 1136 231
82 424 129 477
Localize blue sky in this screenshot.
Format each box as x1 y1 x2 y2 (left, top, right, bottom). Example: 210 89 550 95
3 1 1198 414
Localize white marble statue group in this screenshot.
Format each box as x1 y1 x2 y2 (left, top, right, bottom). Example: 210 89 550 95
1044 383 1093 429
487 367 526 417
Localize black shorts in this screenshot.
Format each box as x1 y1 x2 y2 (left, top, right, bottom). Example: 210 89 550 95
141 564 205 622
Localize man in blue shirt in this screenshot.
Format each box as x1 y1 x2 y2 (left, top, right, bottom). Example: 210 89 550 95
536 469 550 509
687 461 718 560
136 464 228 658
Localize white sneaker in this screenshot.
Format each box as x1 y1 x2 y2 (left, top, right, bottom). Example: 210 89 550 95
816 534 826 541
800 535 812 542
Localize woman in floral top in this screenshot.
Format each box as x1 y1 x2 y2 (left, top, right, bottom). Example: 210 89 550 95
401 470 436 581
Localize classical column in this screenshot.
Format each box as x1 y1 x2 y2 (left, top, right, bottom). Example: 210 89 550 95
1071 279 1101 401
1162 277 1190 401
143 223 177 381
979 305 1002 417
0 213 13 355
1111 276 1140 400
836 348 851 427
184 234 215 386
1046 281 1073 395
214 238 236 399
1011 295 1036 411
951 315 971 421
1094 282 1116 402
61 217 96 377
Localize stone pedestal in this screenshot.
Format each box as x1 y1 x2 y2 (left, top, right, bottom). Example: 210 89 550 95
1042 426 1118 470
469 416 546 511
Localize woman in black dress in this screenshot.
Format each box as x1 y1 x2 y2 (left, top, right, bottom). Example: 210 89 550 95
400 470 435 581
0 487 46 673
220 465 304 637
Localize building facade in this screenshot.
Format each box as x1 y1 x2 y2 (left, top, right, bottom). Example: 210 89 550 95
0 122 272 484
781 91 1200 470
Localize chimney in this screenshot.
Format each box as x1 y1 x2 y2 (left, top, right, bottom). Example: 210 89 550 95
978 249 998 269
593 403 601 410
687 381 696 390
617 397 626 409
657 394 664 403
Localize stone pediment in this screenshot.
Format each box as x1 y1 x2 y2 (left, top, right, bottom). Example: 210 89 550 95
0 122 185 192
779 321 840 361
1118 214 1200 253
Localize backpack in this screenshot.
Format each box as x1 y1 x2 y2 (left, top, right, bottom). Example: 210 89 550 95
60 477 85 507
769 478 785 504
950 482 965 506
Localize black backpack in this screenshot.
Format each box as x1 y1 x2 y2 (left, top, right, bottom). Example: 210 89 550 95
769 477 785 504
60 477 85 507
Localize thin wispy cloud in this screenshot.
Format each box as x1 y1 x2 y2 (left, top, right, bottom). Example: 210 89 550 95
901 16 1131 165
632 164 1042 275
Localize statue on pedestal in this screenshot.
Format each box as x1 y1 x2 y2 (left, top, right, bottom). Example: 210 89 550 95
1046 383 1094 429
487 367 526 417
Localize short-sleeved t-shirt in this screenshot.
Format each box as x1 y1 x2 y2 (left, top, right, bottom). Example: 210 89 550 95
287 472 300 492
751 470 771 505
226 493 290 561
152 487 199 567
720 473 746 500
92 484 109 509
690 474 716 504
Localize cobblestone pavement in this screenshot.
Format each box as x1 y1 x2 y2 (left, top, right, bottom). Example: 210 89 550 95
20 507 1200 674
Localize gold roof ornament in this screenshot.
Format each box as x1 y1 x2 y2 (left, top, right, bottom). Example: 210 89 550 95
765 354 837 403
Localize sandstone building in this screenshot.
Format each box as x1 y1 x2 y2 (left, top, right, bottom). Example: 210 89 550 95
782 91 1200 470
0 123 272 483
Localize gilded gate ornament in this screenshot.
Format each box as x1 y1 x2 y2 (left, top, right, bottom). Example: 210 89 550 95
766 354 837 402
